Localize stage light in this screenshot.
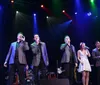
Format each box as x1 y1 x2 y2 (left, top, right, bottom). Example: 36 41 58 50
90 0 94 3
41 5 44 8
62 10 65 13
16 11 19 14
87 12 92 16
34 14 36 16
11 0 14 3
75 12 77 15
46 16 48 19
33 12 38 34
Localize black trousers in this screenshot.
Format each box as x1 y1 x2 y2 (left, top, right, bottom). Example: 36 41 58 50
62 63 74 85
97 66 100 85
33 61 46 85
8 60 25 85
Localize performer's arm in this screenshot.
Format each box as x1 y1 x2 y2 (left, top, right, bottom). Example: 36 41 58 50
87 49 91 57
4 44 12 67
77 50 83 64
21 36 29 51
72 46 78 67
23 42 29 51
44 43 49 66
73 46 78 64
30 44 38 54
92 50 100 59
60 44 67 50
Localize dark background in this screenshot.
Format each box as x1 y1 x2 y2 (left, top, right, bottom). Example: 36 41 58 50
0 0 100 84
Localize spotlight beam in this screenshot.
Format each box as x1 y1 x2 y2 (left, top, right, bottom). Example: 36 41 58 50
33 14 38 34
90 0 94 3
62 10 72 20
41 5 52 16
90 0 97 15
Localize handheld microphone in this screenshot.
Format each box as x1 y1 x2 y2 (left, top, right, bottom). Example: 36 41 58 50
22 36 25 38
21 36 25 41
85 46 89 49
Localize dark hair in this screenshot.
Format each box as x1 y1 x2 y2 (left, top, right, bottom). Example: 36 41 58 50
17 32 23 36
95 41 100 44
80 42 85 49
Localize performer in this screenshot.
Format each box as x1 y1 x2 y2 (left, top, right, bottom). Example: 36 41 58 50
4 32 29 85
31 34 49 85
60 35 78 85
77 42 91 85
92 41 100 85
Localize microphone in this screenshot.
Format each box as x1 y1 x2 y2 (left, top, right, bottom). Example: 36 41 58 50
85 46 89 49
21 36 25 41
22 36 25 38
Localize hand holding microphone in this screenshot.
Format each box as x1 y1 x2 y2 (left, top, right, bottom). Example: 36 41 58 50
86 48 91 57
85 46 89 49
21 36 25 41
4 62 7 67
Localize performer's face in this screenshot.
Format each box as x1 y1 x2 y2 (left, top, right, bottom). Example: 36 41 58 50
34 35 40 42
17 33 23 40
65 36 70 44
96 42 100 48
81 43 85 49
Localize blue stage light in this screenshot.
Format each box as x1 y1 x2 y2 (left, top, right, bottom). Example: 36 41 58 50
75 12 77 15
34 14 36 16
87 12 92 16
